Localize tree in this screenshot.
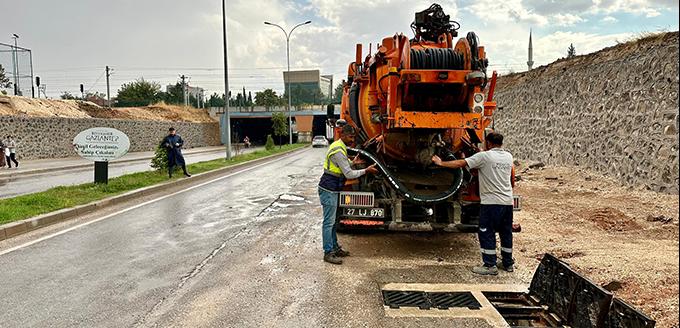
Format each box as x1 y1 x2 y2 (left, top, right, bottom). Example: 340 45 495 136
60 91 77 100
0 64 11 90
207 92 225 107
283 85 325 108
333 80 345 104
115 78 162 107
271 112 289 147
255 89 281 109
164 83 184 105
567 43 576 58
265 134 275 151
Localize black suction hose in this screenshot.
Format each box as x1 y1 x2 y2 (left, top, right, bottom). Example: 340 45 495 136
348 147 463 204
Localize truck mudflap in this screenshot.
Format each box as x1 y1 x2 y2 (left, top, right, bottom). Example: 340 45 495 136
486 253 656 327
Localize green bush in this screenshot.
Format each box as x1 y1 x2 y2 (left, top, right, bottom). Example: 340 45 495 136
150 146 169 172
265 134 275 151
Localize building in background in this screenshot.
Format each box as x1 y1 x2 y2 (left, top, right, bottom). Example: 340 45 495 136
166 84 205 107
283 70 332 104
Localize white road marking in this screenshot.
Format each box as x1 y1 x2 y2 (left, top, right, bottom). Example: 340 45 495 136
0 149 307 256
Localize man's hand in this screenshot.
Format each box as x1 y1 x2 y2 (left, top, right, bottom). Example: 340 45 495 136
365 164 379 174
432 155 443 166
175 143 180 147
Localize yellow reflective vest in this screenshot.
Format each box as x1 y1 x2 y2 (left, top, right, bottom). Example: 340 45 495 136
324 139 347 176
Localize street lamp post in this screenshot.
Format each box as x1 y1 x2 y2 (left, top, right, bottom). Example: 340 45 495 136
11 34 19 96
264 20 311 145
222 0 232 159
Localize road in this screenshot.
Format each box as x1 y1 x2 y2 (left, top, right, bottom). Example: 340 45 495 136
0 148 259 199
0 148 523 327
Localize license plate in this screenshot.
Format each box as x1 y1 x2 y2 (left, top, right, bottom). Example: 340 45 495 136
342 207 385 218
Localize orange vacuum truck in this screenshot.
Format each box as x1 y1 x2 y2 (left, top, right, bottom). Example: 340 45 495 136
329 4 519 232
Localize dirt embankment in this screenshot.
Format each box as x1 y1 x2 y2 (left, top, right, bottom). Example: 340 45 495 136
513 162 679 328
0 96 215 123
498 31 679 88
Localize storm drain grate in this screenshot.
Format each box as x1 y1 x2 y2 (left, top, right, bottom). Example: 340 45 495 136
430 292 481 310
382 290 430 309
382 290 481 310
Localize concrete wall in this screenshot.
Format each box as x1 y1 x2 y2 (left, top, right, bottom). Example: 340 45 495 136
0 116 221 160
494 32 679 194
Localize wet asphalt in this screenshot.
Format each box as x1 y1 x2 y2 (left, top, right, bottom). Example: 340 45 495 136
0 147 525 327
0 149 247 199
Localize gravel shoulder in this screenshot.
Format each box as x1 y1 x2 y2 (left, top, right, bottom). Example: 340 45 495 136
511 163 679 328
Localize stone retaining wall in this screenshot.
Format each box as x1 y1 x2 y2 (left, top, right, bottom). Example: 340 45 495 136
0 116 221 160
494 32 679 194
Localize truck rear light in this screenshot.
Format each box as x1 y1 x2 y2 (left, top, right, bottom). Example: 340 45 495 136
339 191 375 208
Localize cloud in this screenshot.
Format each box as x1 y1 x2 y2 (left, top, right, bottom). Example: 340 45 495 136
552 13 587 26
1 0 674 96
534 30 633 63
602 15 619 23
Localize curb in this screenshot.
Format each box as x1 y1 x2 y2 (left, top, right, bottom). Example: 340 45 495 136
0 146 309 242
0 147 230 179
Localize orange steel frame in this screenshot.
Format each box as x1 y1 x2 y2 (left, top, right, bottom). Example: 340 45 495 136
342 33 498 147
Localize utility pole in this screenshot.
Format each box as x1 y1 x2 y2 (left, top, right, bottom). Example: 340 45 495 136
11 34 19 96
106 66 112 107
180 74 188 107
222 0 232 159
264 20 311 145
35 76 40 99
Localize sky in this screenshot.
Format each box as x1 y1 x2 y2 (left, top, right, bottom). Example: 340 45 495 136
0 0 677 98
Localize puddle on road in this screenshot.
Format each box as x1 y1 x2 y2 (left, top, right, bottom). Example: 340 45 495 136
279 194 305 201
257 194 308 217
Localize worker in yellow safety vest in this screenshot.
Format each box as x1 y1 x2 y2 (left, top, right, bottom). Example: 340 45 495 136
318 125 378 264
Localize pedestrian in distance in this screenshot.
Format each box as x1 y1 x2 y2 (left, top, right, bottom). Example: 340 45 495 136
318 124 379 265
4 135 19 168
161 127 191 178
0 140 6 168
243 136 251 148
432 132 516 276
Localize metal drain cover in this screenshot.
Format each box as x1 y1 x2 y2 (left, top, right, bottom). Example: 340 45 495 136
382 290 481 310
430 292 481 310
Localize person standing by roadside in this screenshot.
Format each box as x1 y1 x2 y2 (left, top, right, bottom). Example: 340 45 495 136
318 125 379 265
0 139 6 168
432 132 515 275
161 127 191 178
4 135 19 168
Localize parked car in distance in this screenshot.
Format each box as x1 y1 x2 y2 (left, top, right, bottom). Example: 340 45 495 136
312 135 329 148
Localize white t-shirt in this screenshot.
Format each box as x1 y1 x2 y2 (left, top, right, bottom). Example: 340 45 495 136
464 148 514 205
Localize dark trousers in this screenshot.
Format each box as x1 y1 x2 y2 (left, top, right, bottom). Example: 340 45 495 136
6 153 18 168
168 164 188 177
478 204 514 267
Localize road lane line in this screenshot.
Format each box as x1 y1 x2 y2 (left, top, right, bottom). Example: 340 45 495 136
0 149 310 256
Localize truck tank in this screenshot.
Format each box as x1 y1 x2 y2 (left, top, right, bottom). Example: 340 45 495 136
332 4 504 231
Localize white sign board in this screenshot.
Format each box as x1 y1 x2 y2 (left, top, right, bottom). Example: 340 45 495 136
73 127 130 162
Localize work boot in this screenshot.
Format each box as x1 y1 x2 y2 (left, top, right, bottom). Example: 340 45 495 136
333 247 350 257
324 252 343 265
497 262 514 272
184 173 192 177
472 265 498 276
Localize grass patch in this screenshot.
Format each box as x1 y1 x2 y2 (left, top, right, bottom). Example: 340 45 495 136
0 144 306 225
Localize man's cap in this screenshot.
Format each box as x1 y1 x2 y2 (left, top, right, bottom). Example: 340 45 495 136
169 127 175 131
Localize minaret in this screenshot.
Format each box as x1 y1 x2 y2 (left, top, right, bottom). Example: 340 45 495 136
527 29 534 71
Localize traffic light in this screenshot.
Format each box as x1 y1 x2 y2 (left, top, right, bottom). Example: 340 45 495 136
80 84 84 93
35 76 40 87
